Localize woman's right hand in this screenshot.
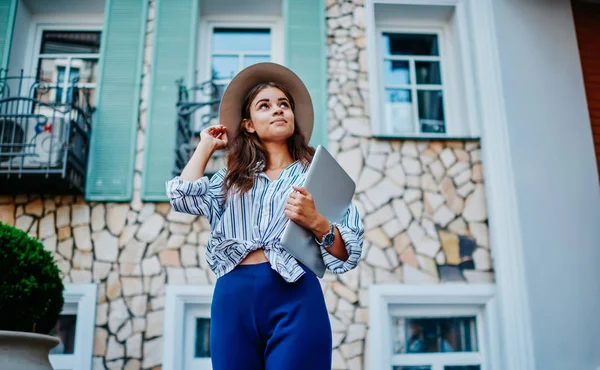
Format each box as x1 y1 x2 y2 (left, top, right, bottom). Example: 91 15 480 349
199 125 228 152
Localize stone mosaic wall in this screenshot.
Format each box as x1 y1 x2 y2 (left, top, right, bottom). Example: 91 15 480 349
0 0 493 369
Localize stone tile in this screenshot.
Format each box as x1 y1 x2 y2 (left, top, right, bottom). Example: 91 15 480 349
391 199 412 231
142 337 163 369
142 256 162 276
366 178 403 208
470 149 481 163
120 240 146 264
106 272 122 302
117 320 132 342
106 204 129 235
166 209 196 224
96 302 108 326
454 169 472 187
159 249 180 266
56 206 70 228
469 222 489 248
473 248 492 270
0 204 15 226
124 359 141 370
156 202 171 216
150 275 166 296
133 318 146 333
402 157 422 175
118 225 138 247
463 184 487 222
393 232 411 256
108 298 128 334
417 255 439 279
71 269 92 283
408 201 423 220
137 204 156 223
122 277 143 296
406 175 421 188
333 281 358 303
347 356 364 370
363 204 394 230
146 310 164 338
15 215 34 232
185 267 208 284
105 336 123 361
403 264 439 284
38 213 55 239
92 230 118 262
93 261 112 281
43 236 57 253
457 181 476 198
403 189 422 204
385 163 407 187
440 148 457 169
424 192 445 214
72 204 90 226
365 245 391 269
28 220 38 238
346 323 367 343
58 238 74 260
433 205 455 227
448 217 468 236
448 161 470 178
126 333 142 359
400 247 418 268
25 198 43 217
180 245 198 266
73 250 93 270
93 328 108 356
472 163 483 182
455 148 470 162
356 166 382 193
73 226 92 251
332 349 346 369
382 218 402 238
91 204 106 232
339 340 363 359
105 359 124 370
126 295 148 317
92 357 104 370
167 234 186 249
365 228 390 248
166 267 186 285
337 147 363 182
428 160 445 181
137 213 165 243
342 117 371 137
463 270 494 283
169 222 191 235
375 267 402 283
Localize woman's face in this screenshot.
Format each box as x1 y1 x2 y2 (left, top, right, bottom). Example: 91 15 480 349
243 87 295 143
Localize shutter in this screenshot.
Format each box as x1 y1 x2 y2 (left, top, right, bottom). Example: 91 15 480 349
284 0 327 148
141 0 198 201
0 0 16 70
573 1 600 177
85 0 148 201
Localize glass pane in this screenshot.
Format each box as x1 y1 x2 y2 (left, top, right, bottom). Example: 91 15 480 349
243 55 271 68
382 33 439 57
40 31 101 54
383 60 410 85
415 61 442 85
393 367 431 370
392 316 478 354
71 58 99 84
49 314 77 354
194 318 211 358
384 89 414 134
212 55 239 80
212 28 271 53
418 90 445 134
445 367 481 370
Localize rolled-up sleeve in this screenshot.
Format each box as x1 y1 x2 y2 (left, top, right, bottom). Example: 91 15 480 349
165 169 226 227
321 202 364 274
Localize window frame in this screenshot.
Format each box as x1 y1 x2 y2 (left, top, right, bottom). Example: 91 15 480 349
368 284 500 370
49 283 97 370
365 0 480 139
376 26 451 137
197 16 284 84
163 285 214 370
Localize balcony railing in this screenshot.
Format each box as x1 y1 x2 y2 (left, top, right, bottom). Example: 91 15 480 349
175 78 225 176
0 70 94 194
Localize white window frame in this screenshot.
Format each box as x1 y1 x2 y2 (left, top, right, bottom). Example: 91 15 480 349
28 23 103 104
163 285 214 370
376 26 452 137
366 0 479 139
368 284 500 370
49 283 97 370
197 16 284 84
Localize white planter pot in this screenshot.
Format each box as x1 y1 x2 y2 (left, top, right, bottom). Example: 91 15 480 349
0 330 59 370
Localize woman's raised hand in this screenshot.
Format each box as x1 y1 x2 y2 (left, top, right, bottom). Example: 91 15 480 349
199 125 228 152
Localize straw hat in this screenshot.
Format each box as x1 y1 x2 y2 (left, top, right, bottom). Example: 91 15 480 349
218 62 314 143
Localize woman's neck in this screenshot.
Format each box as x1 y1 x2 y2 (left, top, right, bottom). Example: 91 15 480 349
263 141 294 170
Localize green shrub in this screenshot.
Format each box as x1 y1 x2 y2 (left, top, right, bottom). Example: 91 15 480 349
0 222 64 334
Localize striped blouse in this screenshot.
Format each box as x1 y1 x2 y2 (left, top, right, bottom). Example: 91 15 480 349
165 160 364 282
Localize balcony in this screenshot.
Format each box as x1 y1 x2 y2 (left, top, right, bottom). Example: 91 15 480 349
175 78 225 176
0 70 93 194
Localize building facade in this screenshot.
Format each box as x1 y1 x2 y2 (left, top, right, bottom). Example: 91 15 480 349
0 0 598 369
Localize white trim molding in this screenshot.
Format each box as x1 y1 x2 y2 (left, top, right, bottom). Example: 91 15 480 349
49 283 97 370
368 284 499 370
163 285 215 370
364 0 536 369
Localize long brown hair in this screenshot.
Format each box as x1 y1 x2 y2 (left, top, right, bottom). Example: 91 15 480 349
222 82 315 197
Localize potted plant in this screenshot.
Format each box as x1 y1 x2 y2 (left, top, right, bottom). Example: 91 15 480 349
0 222 64 370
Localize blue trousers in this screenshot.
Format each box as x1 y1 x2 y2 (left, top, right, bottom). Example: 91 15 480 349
210 262 332 370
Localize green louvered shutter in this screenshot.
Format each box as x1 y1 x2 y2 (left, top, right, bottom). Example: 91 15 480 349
141 0 198 201
0 0 16 70
284 0 327 148
85 0 148 201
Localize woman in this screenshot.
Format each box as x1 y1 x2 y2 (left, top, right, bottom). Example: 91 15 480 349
166 62 363 370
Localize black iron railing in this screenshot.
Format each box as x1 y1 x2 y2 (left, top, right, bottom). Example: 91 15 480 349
0 69 94 193
175 78 226 176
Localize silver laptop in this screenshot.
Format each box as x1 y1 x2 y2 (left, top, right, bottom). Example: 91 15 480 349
280 145 356 278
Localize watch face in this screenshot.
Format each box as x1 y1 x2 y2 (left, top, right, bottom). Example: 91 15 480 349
324 232 335 247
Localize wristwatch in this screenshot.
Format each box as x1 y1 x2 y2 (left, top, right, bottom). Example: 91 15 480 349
316 223 335 248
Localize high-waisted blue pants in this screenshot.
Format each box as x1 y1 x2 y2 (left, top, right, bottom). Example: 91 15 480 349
210 262 332 370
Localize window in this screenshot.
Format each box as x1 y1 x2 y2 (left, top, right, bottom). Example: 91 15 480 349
36 30 101 105
369 285 497 370
366 1 480 138
49 284 97 370
381 32 446 135
163 286 214 370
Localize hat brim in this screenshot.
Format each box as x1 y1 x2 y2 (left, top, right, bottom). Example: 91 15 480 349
218 62 314 144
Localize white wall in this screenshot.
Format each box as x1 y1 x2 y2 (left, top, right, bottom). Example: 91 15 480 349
8 0 32 75
491 0 600 369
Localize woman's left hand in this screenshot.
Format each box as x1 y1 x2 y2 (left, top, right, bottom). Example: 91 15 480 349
284 186 325 232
